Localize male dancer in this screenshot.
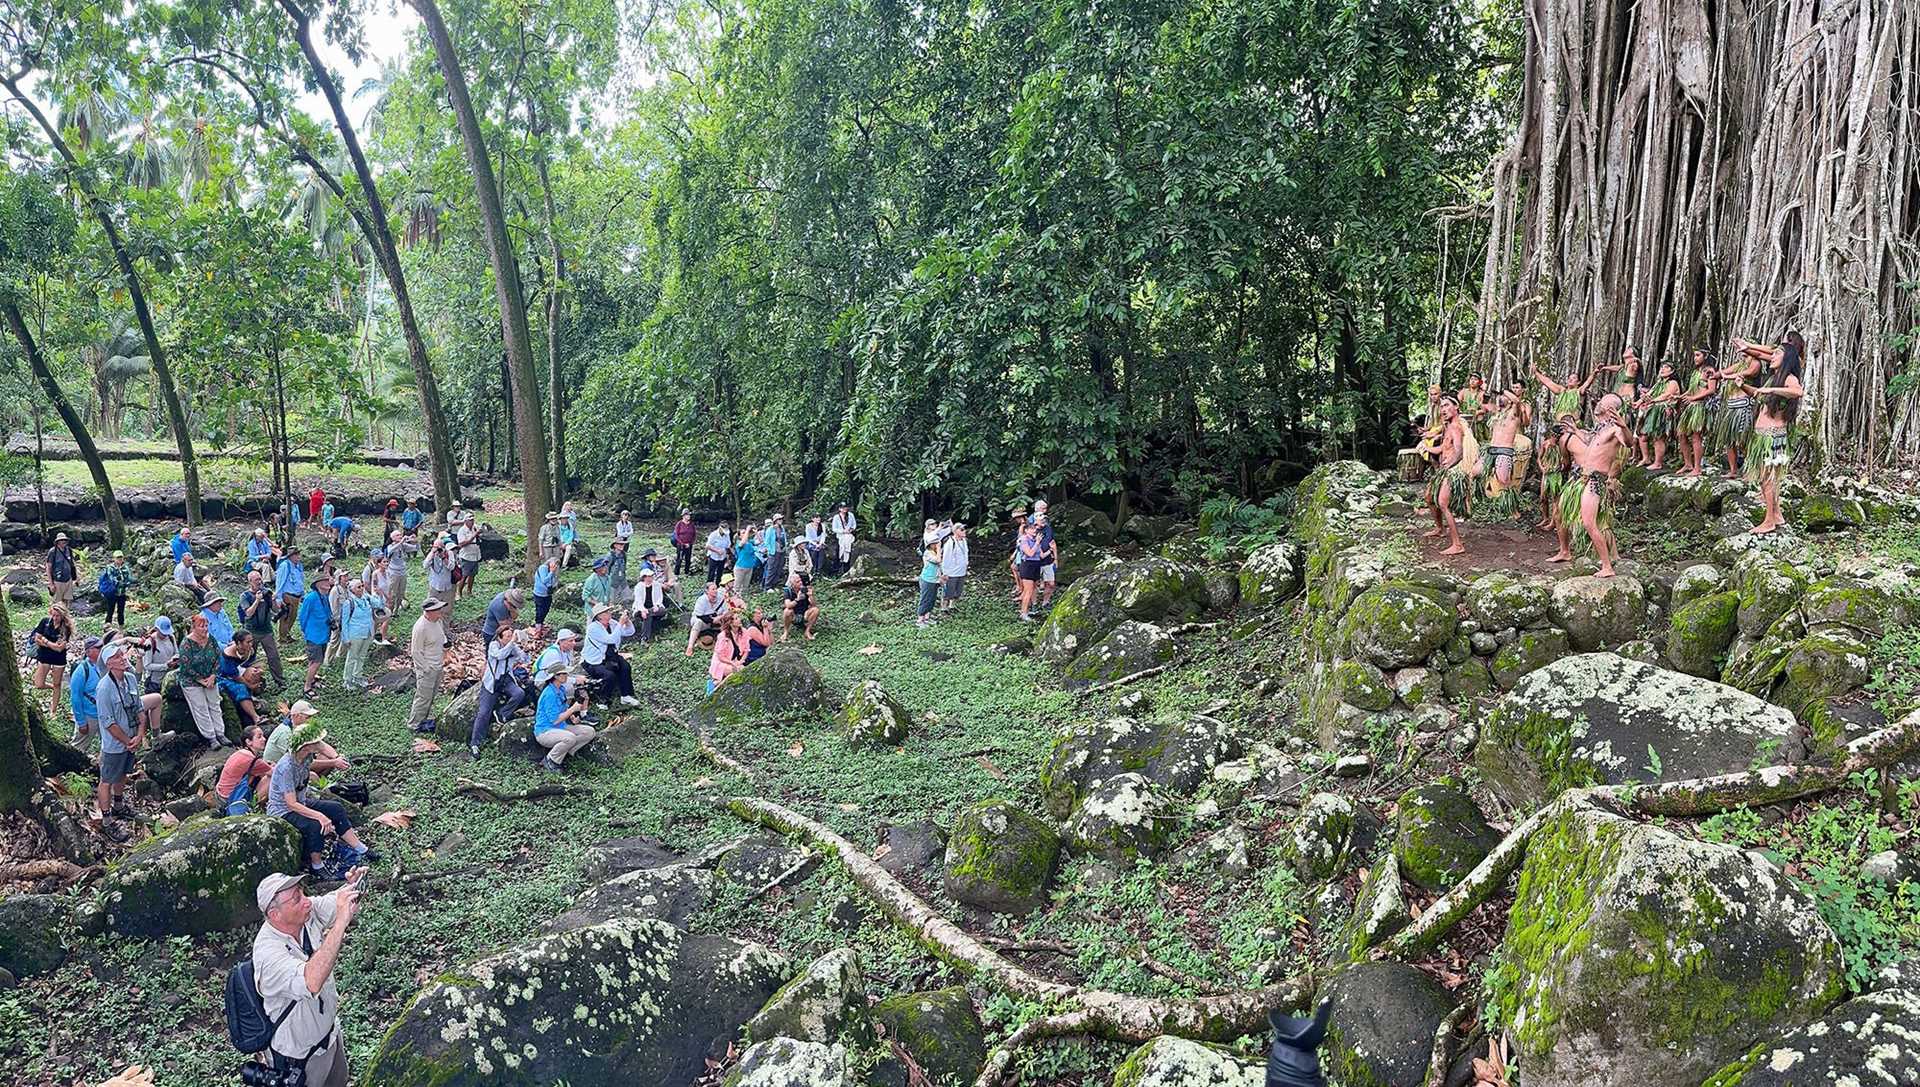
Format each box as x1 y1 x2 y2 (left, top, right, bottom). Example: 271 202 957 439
1558 394 1632 578
1420 398 1471 556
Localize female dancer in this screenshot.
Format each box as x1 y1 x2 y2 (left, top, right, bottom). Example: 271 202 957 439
1674 350 1717 476
1530 365 1593 528
1458 375 1489 444
1714 338 1764 475
1634 361 1681 470
1734 332 1806 534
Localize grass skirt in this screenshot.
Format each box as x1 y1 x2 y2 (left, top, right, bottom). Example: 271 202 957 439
1677 400 1707 435
1745 426 1790 485
1427 468 1471 519
1556 471 1614 552
1637 402 1672 437
1713 397 1754 454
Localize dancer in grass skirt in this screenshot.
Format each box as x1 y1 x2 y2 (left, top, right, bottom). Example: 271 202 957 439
1540 413 1579 561
1712 340 1763 475
1458 375 1490 444
1633 360 1681 470
1600 348 1647 466
1732 332 1807 535
1480 386 1532 520
1674 349 1716 477
1552 395 1633 576
1418 397 1476 556
1531 364 1595 528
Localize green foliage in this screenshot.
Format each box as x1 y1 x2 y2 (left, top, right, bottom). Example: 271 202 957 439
1197 493 1294 561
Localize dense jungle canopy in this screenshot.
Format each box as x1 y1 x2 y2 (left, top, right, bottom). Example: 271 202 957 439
0 0 1914 534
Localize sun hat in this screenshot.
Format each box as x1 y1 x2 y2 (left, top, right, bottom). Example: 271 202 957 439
55 532 69 541
112 549 125 558
203 593 227 606
422 597 448 611
555 627 579 643
592 602 614 618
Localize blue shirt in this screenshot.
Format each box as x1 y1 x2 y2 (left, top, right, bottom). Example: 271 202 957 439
68 659 100 723
170 534 193 563
736 538 759 570
247 537 275 565
266 753 308 817
402 508 423 531
328 516 355 544
298 588 332 645
275 558 305 598
340 593 379 640
533 562 557 597
202 607 235 648
534 682 568 735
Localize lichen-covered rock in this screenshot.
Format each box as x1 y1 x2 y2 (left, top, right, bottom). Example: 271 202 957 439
1110 557 1208 621
870 987 987 1085
706 833 817 889
1392 780 1498 893
1477 654 1803 808
1734 552 1811 638
1343 854 1411 960
0 894 70 979
1322 962 1456 1087
1645 473 1741 518
1202 570 1241 612
943 800 1059 914
1111 1035 1264 1087
1033 568 1129 666
1466 572 1552 630
1238 542 1305 609
1338 583 1457 670
366 917 791 1086
547 865 715 933
745 948 867 1045
723 1038 853 1087
1332 659 1393 712
1794 492 1868 533
1439 658 1494 703
1038 714 1238 820
1390 667 1435 705
1796 575 1917 639
699 647 829 727
1701 988 1920 1087
1670 563 1731 612
1061 620 1176 687
1063 773 1178 862
1488 805 1845 1087
837 680 910 746
139 728 223 794
1490 627 1569 690
1548 575 1647 651
1776 627 1874 750
1665 590 1739 678
100 814 302 938
1710 528 1813 574
1285 792 1383 882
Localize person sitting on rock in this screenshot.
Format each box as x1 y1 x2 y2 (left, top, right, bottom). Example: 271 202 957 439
170 526 194 564
581 557 614 621
470 621 530 760
781 571 820 641
582 604 639 707
200 592 235 649
686 582 726 656
532 666 597 773
173 553 209 605
631 568 670 643
218 630 267 730
215 724 272 815
247 527 279 572
536 627 579 690
268 722 377 878
264 700 348 776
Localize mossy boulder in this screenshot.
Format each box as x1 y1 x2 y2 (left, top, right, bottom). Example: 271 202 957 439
547 865 715 934
1710 528 1813 572
698 647 829 727
1645 473 1740 517
1488 805 1845 1087
1489 627 1569 690
1111 1036 1264 1087
1285 792 1383 882
723 1038 853 1087
1342 854 1411 960
1439 657 1494 703
1331 659 1394 712
0 894 70 979
1202 570 1241 612
1796 575 1916 639
1670 563 1730 612
1063 772 1179 862
870 987 987 1086
1109 557 1208 621
1548 575 1646 651
1776 628 1874 750
745 947 868 1045
837 680 910 746
1033 568 1129 666
942 800 1059 914
1477 654 1803 809
1061 620 1176 687
1238 541 1306 609
1321 962 1456 1087
365 917 792 1086
1038 713 1238 820
99 814 302 938
1665 590 1739 678
435 682 483 743
1466 571 1552 630
1701 988 1920 1087
1392 780 1498 892
1734 552 1811 637
1338 583 1457 671
1794 492 1867 533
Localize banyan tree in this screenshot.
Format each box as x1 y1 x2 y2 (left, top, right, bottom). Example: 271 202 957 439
1470 0 1920 468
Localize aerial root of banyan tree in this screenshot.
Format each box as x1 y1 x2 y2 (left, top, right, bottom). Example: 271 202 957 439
725 710 1919 1081
1467 0 1920 468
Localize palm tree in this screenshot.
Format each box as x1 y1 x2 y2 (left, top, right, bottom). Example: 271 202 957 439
124 116 175 192
56 76 127 150
85 318 150 439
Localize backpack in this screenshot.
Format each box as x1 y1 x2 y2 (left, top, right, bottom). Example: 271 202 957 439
223 958 292 1053
97 570 116 596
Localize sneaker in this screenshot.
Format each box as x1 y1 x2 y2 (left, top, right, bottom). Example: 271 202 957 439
411 719 439 734
110 801 134 818
540 757 562 774
467 744 482 760
356 846 382 863
619 695 640 707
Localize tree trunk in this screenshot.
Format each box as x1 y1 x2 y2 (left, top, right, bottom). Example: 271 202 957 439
410 0 552 575
536 150 567 508
278 0 462 517
0 75 204 523
0 580 42 813
3 301 125 548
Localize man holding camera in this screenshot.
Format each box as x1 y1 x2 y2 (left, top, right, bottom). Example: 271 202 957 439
582 603 640 707
251 868 365 1087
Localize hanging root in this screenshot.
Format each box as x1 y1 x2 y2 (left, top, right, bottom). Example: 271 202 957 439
726 795 1313 1081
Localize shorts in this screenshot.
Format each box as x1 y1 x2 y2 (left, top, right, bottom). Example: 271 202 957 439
1041 564 1056 583
306 640 329 658
943 576 965 600
34 647 66 667
459 558 480 580
1017 559 1044 581
100 750 133 784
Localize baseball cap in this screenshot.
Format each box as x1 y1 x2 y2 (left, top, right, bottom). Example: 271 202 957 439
153 616 173 635
290 699 319 718
112 549 125 558
82 635 103 651
639 568 655 578
256 872 307 913
102 643 127 662
593 557 610 569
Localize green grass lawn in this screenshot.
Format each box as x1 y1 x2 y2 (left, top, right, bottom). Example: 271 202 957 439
27 457 420 491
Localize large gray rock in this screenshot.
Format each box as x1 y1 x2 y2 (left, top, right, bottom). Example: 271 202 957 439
871 987 988 1086
1466 571 1552 630
1734 552 1811 638
698 647 829 727
1488 805 1845 1087
1669 563 1730 612
1338 583 1457 670
1548 575 1647 650
99 815 303 938
745 947 867 1044
1034 567 1129 666
0 894 70 979
1322 963 1456 1087
1038 713 1238 820
1704 988 1920 1087
1284 792 1382 882
1478 654 1802 808
723 1039 853 1087
1108 557 1209 621
1393 779 1498 892
547 865 715 933
1795 574 1917 639
1112 1036 1264 1086
1489 627 1569 690
1063 773 1179 862
1238 542 1305 609
943 800 1059 914
837 680 910 746
1665 590 1739 678
1061 620 1176 686
364 918 791 1086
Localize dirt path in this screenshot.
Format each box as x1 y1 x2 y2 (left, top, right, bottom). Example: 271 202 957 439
1402 511 1579 578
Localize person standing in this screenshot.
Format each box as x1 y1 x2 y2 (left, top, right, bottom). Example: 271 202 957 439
383 530 415 618
67 636 104 746
423 534 456 605
532 667 597 773
582 557 615 621
179 611 228 746
240 569 285 690
454 516 482 601
401 497 424 535
275 544 307 643
139 615 177 694
759 517 786 591
537 511 562 565
46 531 79 605
1559 395 1632 576
532 555 561 630
802 515 825 575
338 579 381 693
582 604 640 706
732 527 760 592
672 511 697 576
1733 332 1806 535
30 603 74 696
96 549 134 627
298 572 335 699
470 622 529 759
365 552 398 646
1418 398 1471 557
940 523 970 611
406 597 450 735
829 504 857 575
915 540 943 628
1030 500 1061 607
614 510 636 549
704 522 732 585
94 643 145 826
481 588 524 641
251 867 364 1087
307 485 326 524
607 538 631 599
317 498 335 540
1014 522 1046 623
382 497 401 545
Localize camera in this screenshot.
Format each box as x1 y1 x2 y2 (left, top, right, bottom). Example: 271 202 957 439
239 1060 305 1087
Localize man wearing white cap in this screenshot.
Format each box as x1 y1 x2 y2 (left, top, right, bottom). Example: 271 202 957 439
94 641 145 824
251 865 364 1087
201 592 235 650
406 597 450 734
582 603 639 706
535 628 579 688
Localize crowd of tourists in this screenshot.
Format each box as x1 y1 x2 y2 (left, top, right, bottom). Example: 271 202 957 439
1413 332 1807 577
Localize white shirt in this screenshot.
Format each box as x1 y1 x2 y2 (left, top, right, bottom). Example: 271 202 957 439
614 519 635 541
252 893 343 1060
535 645 575 685
804 523 825 546
941 538 970 577
831 512 857 536
581 618 633 665
173 561 199 588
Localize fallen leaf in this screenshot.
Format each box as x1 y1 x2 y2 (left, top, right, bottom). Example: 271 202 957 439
692 775 713 789
411 738 441 754
837 802 859 812
975 755 1006 780
857 644 883 655
372 810 416 830
788 741 805 758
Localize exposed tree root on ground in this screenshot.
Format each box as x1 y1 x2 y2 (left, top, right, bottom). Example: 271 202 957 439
452 777 585 803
